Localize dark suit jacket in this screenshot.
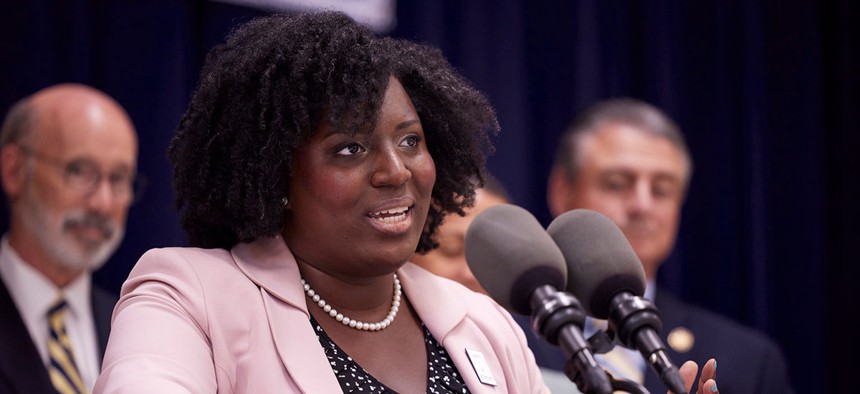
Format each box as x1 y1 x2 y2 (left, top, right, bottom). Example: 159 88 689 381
0 276 116 394
517 287 795 393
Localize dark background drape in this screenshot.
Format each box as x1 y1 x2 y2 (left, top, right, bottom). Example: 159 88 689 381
0 1 856 392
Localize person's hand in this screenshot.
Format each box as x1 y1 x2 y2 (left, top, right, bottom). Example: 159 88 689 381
676 358 718 394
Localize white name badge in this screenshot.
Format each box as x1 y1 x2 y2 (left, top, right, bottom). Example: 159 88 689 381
465 348 498 386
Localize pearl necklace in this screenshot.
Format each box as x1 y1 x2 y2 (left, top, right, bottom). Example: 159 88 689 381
301 273 401 332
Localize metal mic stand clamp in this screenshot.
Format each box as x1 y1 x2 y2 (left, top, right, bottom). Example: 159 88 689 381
582 330 651 394
608 293 686 394
530 288 613 394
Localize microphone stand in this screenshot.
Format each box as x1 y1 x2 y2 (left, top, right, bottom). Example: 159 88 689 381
608 293 686 394
530 286 613 394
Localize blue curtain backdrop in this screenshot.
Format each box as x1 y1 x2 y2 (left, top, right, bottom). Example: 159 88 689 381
0 1 856 392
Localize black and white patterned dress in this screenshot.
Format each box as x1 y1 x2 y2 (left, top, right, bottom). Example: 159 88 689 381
310 316 470 393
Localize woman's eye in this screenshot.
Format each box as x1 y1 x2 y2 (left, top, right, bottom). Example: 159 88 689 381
336 143 365 156
400 135 420 148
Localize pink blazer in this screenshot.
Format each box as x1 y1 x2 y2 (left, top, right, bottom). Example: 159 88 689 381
94 236 549 393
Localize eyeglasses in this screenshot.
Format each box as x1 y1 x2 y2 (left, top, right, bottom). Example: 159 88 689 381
17 145 145 204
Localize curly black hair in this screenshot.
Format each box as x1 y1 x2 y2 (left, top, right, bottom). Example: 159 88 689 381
168 11 498 252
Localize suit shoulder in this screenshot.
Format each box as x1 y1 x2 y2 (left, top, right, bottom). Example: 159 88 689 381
655 290 794 392
123 246 247 296
139 246 233 262
657 289 782 352
132 246 236 274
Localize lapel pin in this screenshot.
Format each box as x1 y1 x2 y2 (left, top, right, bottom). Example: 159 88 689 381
667 327 695 353
465 348 497 386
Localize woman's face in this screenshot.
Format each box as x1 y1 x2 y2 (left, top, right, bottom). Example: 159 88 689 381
283 77 436 278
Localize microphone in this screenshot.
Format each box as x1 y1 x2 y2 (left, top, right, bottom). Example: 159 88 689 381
464 204 612 394
547 209 687 394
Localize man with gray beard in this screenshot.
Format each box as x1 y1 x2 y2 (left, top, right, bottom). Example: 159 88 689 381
0 84 138 394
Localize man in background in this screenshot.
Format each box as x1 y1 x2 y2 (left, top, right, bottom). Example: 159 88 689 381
0 84 139 393
544 98 793 393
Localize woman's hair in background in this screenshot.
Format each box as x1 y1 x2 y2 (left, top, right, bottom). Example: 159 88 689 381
168 11 498 251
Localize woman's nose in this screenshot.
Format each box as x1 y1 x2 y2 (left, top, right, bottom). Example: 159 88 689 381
371 147 411 187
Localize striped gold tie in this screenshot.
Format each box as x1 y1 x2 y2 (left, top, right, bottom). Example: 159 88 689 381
47 298 87 394
598 346 644 385
589 319 644 388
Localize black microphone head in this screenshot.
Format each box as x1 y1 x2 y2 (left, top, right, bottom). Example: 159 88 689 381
547 209 646 319
464 204 567 315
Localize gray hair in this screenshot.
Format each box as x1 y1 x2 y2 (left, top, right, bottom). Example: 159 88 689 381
554 98 693 184
0 97 36 147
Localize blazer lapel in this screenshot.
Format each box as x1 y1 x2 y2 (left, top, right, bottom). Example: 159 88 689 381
91 285 118 361
0 276 55 393
230 237 342 393
400 264 508 393
260 289 343 393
